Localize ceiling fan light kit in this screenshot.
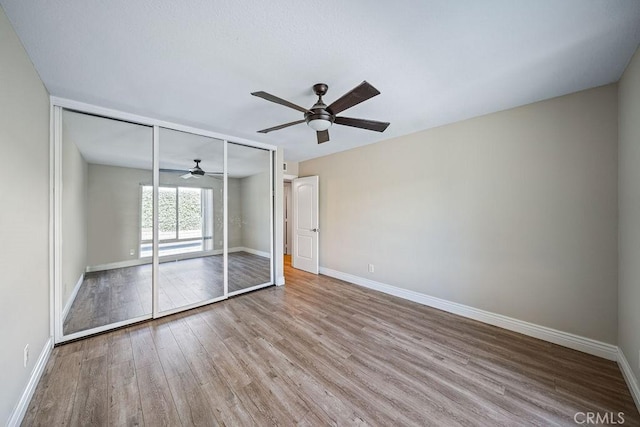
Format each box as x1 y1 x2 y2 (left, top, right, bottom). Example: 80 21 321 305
307 119 332 131
251 81 390 144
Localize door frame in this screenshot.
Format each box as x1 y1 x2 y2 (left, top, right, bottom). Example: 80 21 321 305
50 97 279 344
283 181 292 255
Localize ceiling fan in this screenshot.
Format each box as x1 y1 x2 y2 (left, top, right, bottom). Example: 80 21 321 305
251 81 390 144
160 159 222 179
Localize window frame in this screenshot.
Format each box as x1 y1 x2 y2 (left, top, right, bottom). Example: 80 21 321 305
139 184 212 246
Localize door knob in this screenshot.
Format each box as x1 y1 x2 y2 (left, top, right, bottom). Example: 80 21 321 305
311 228 319 232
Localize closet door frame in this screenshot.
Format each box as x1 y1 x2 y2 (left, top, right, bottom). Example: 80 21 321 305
51 97 277 344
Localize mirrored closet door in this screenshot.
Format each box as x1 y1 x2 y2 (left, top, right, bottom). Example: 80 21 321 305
156 128 226 315
60 110 153 338
55 104 275 343
227 142 273 294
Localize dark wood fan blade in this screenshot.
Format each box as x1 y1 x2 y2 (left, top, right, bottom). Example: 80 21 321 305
317 130 330 144
327 81 381 115
257 119 306 133
334 116 390 132
251 91 310 113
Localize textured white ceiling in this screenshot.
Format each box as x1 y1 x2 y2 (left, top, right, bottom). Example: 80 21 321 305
3 0 640 161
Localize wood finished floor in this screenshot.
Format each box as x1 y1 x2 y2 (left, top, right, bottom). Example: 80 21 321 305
64 252 271 335
29 257 639 426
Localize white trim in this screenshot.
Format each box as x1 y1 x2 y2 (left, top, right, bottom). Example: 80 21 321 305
85 248 248 273
276 276 285 286
61 274 84 321
86 259 148 273
283 174 298 182
228 281 273 297
239 247 271 258
53 106 63 343
7 336 53 427
48 103 55 339
319 267 618 361
223 140 229 298
618 348 640 411
270 150 275 287
58 314 152 343
155 295 227 318
151 125 160 318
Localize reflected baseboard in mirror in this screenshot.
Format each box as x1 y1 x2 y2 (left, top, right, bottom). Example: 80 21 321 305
63 251 271 335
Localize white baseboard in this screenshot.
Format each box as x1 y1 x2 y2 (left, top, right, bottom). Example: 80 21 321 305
86 249 236 272
276 276 285 286
618 348 640 412
7 336 53 427
86 248 268 273
239 247 271 258
319 267 618 361
86 258 149 272
62 273 83 322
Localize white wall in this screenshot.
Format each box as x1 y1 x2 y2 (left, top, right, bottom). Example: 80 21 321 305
0 5 51 424
619 46 640 383
61 135 87 305
300 84 618 344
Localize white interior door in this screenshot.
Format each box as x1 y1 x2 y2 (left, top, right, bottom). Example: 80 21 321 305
292 176 319 274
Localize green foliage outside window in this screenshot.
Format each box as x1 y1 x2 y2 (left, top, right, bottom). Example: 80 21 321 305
140 186 203 241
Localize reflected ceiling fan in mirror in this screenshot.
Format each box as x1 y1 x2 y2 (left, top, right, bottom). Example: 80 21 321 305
251 81 390 144
159 159 222 179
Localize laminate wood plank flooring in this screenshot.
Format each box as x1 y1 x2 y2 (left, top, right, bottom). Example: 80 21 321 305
28 256 639 426
63 251 271 335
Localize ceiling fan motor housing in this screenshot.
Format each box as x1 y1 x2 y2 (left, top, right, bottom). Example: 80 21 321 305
306 83 334 125
305 107 334 125
190 159 205 176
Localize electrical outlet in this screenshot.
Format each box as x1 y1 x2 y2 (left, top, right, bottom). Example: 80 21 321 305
368 264 374 273
23 344 29 368
129 248 135 256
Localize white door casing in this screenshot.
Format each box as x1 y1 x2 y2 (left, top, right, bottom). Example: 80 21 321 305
284 182 292 254
292 176 319 274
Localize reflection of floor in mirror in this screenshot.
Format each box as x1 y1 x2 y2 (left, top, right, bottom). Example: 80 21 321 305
63 251 272 335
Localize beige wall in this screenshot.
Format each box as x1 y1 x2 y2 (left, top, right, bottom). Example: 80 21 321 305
240 171 272 254
619 46 640 382
228 178 243 249
87 164 242 266
285 161 299 176
300 84 618 344
61 136 87 306
0 6 50 424
87 164 152 266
